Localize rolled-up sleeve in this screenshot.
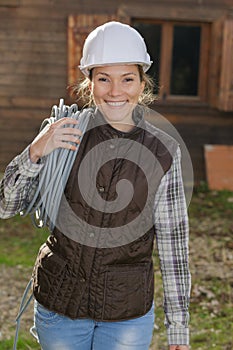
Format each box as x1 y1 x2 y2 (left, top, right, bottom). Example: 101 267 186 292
154 147 191 345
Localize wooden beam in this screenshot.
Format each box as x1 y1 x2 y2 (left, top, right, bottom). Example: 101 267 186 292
218 18 233 111
198 23 211 101
159 23 173 99
119 4 229 22
208 16 224 108
0 0 20 6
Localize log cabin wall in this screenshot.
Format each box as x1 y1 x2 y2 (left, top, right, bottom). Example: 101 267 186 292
0 0 233 185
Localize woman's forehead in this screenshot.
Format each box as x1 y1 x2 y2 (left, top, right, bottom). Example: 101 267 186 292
92 64 139 76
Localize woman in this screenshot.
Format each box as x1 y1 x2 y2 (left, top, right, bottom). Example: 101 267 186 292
0 21 190 350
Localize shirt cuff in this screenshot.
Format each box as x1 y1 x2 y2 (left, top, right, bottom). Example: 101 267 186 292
167 326 189 345
18 145 44 177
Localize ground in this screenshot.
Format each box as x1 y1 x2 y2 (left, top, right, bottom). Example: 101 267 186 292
0 188 232 349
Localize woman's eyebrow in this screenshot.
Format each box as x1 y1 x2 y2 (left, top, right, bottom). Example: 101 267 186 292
96 72 137 77
96 72 109 77
122 72 137 76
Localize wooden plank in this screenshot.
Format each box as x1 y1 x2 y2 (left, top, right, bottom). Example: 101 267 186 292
11 96 60 108
208 16 224 108
0 108 45 120
0 135 37 147
0 40 66 54
0 0 20 6
0 0 231 23
0 122 39 132
19 0 118 11
0 17 66 32
18 0 233 7
0 51 66 65
0 97 80 111
0 30 65 42
146 109 233 127
118 4 229 22
0 74 65 87
0 84 66 98
159 23 173 99
218 18 233 111
0 97 41 109
0 62 66 75
198 23 210 101
26 4 116 18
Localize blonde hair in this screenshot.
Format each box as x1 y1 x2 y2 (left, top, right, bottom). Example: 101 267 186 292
69 65 156 108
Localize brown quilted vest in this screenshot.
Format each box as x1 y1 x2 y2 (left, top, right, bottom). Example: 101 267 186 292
32 107 178 321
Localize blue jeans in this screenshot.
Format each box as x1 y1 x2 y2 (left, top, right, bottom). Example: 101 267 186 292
31 300 154 350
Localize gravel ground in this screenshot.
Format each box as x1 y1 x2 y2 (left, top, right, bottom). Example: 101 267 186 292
0 265 34 342
0 214 232 349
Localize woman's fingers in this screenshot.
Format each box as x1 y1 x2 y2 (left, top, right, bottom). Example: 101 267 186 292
54 117 79 127
30 117 83 162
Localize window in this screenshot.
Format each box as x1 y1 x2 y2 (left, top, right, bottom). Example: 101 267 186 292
131 23 161 94
171 25 200 96
68 14 233 111
133 20 210 103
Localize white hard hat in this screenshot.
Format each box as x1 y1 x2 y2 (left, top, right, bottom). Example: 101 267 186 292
79 21 152 77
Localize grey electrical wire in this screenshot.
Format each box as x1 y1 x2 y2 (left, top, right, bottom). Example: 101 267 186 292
13 279 33 350
21 98 92 231
13 99 92 350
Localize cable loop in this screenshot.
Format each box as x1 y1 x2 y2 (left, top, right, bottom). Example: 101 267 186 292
21 98 92 231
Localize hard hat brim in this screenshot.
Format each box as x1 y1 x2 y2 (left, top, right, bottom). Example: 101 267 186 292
79 61 152 77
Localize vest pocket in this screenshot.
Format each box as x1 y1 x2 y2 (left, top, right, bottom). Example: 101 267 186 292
102 263 148 320
32 243 68 306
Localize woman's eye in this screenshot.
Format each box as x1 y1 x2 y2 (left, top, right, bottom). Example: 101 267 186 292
124 78 134 82
98 77 108 82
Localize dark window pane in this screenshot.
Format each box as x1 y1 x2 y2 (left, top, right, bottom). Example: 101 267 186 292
133 22 161 94
171 25 201 96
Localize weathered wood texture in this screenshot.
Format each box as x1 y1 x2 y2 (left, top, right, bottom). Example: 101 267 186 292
0 0 233 185
218 19 233 111
148 105 233 183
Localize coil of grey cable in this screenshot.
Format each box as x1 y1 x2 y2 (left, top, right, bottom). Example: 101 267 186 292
21 98 92 231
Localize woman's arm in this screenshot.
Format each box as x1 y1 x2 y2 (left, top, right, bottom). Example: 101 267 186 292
0 116 82 219
0 146 44 218
154 147 191 347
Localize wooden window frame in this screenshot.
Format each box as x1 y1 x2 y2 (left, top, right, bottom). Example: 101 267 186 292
218 18 233 111
133 18 210 105
67 8 233 111
118 5 233 110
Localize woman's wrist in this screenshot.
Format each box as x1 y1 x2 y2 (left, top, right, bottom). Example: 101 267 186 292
29 144 41 164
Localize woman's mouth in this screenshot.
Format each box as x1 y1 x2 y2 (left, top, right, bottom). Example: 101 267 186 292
105 101 127 107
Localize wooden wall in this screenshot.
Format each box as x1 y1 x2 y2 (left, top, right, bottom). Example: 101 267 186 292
0 0 233 184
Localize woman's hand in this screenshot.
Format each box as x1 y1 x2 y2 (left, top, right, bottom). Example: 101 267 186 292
169 346 189 350
29 117 82 163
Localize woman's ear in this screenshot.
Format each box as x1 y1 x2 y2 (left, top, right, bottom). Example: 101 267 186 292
140 81 145 95
89 80 93 94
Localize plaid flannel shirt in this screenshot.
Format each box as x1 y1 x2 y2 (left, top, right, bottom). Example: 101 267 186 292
0 144 191 345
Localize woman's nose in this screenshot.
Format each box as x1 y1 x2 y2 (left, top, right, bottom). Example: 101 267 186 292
109 82 122 96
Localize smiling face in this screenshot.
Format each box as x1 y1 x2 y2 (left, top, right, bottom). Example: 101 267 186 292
90 65 145 132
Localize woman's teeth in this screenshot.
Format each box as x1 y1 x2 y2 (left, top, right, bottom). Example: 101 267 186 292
106 101 126 107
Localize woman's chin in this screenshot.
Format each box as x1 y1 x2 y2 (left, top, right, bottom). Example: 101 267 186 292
98 103 136 127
